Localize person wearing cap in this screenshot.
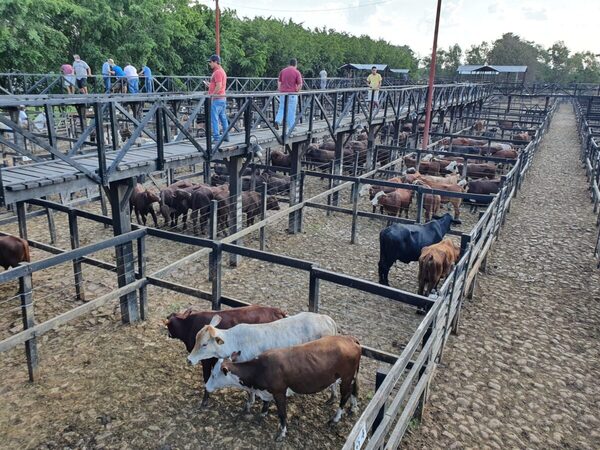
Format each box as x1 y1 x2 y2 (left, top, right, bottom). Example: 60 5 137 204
366 66 382 108
138 64 153 93
110 63 127 93
72 54 91 94
274 58 302 132
102 58 114 93
205 54 229 142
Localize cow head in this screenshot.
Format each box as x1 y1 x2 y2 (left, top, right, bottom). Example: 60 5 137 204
187 315 225 365
371 190 385 206
266 196 280 211
174 189 192 210
445 161 458 173
205 354 243 393
145 190 160 204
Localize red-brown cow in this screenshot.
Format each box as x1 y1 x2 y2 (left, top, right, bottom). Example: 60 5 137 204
164 305 287 406
207 335 361 441
418 238 460 296
240 191 280 226
0 236 30 270
371 188 413 218
129 184 160 227
270 150 291 168
413 180 442 222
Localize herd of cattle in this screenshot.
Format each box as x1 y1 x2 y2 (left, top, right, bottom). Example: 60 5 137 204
164 305 360 441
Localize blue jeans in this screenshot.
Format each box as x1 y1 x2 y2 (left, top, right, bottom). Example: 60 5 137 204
275 94 298 129
103 76 111 92
211 99 229 140
128 78 139 93
144 78 153 93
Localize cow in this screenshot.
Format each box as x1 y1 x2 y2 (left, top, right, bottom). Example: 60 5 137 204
371 188 413 219
457 163 497 179
164 305 287 406
129 184 160 227
206 335 361 441
403 155 441 175
513 132 531 142
179 184 229 235
378 213 456 285
259 171 290 195
187 312 337 411
498 120 513 129
240 191 280 226
320 140 336 151
418 238 460 296
442 137 487 147
270 150 291 168
159 180 196 227
466 178 502 212
473 120 485 132
413 180 441 222
0 236 31 270
305 145 334 164
493 148 518 159
445 145 483 155
359 177 403 214
404 174 466 221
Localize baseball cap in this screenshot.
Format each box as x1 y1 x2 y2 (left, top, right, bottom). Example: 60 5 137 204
208 54 221 63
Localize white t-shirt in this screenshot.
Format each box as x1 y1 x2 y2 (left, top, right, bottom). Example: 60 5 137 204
18 110 28 126
73 60 90 79
320 70 327 80
124 65 139 79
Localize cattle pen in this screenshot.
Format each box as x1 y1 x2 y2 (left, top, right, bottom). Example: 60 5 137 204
0 85 559 448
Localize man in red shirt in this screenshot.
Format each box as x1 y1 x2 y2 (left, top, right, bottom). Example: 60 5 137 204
274 58 302 132
206 54 229 142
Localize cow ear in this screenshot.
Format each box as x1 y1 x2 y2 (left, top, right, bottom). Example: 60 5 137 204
231 350 241 362
215 337 224 345
209 314 222 328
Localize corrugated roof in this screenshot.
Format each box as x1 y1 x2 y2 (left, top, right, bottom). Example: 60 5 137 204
338 63 388 71
390 69 410 74
457 64 528 73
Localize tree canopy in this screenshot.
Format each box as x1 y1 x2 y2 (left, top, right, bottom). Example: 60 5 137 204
1 1 598 84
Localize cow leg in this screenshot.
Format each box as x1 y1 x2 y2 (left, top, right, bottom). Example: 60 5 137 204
330 378 353 425
191 209 199 236
378 260 391 286
260 400 270 417
453 202 462 223
135 208 143 225
150 209 159 228
274 393 288 441
243 391 256 412
326 380 340 404
181 212 188 230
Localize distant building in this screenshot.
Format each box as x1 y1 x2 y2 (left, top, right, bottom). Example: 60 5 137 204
456 65 528 84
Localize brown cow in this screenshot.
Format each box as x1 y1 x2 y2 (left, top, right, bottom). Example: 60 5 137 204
418 238 460 296
493 148 518 159
240 191 280 226
208 335 361 441
270 150 291 167
404 155 442 175
413 180 441 221
160 180 196 227
371 188 413 218
457 163 497 179
361 177 403 214
514 132 531 142
0 236 31 270
408 177 466 221
164 305 287 407
129 184 160 227
320 140 336 151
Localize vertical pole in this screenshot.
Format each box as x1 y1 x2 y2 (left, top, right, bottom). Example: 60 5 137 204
137 235 147 320
422 0 442 155
260 182 268 251
332 133 344 206
155 106 165 172
16 201 27 240
351 181 360 244
211 244 222 311
99 186 109 228
288 142 303 233
94 103 107 186
308 268 320 313
108 178 139 324
44 202 57 245
215 0 221 56
415 188 424 223
208 199 218 281
19 271 39 382
227 156 243 267
372 367 389 433
68 210 86 302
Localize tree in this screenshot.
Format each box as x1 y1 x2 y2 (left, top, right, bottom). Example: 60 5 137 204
487 33 543 80
465 42 490 65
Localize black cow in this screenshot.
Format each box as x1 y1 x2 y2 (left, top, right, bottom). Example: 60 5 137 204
378 213 455 286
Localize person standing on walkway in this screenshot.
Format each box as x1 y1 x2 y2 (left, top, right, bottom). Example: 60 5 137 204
366 66 382 109
60 62 75 94
138 64 153 93
124 63 139 93
72 54 91 94
319 68 327 89
110 63 127 93
205 54 229 142
274 58 302 131
102 58 114 93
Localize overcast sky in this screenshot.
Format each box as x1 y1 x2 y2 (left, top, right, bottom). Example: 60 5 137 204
200 0 598 59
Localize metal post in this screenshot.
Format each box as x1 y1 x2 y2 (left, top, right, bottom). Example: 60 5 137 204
260 182 268 250
308 268 320 313
16 201 27 240
288 142 303 233
68 210 86 302
211 244 222 311
108 178 139 324
372 367 389 433
137 235 147 320
415 189 424 223
208 199 218 281
44 201 57 245
227 156 243 267
351 181 360 244
332 133 344 206
94 103 107 186
19 271 39 382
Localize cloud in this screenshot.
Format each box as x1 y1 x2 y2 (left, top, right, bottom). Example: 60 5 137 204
521 6 548 21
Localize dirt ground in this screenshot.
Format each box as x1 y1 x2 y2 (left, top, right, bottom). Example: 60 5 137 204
0 147 492 450
403 103 600 449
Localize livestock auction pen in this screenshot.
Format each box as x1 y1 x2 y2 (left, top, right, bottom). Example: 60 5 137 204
0 88 591 449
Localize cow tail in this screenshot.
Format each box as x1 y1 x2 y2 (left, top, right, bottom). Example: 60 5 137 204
419 254 434 294
20 238 31 263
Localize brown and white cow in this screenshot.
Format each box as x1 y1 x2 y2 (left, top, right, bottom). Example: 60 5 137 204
206 335 361 441
164 305 287 406
418 238 460 296
371 188 413 218
0 236 30 270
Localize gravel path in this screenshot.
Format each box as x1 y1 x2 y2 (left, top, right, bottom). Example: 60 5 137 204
404 103 600 449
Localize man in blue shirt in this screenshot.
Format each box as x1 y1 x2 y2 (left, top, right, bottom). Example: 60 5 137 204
102 58 114 93
138 64 153 93
111 63 126 93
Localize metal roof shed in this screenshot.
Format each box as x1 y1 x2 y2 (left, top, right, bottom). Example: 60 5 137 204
457 65 528 83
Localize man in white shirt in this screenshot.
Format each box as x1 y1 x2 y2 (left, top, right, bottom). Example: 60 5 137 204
124 63 139 94
319 68 327 89
72 55 91 94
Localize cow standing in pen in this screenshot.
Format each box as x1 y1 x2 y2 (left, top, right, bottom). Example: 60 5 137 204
0 236 31 270
418 238 461 296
